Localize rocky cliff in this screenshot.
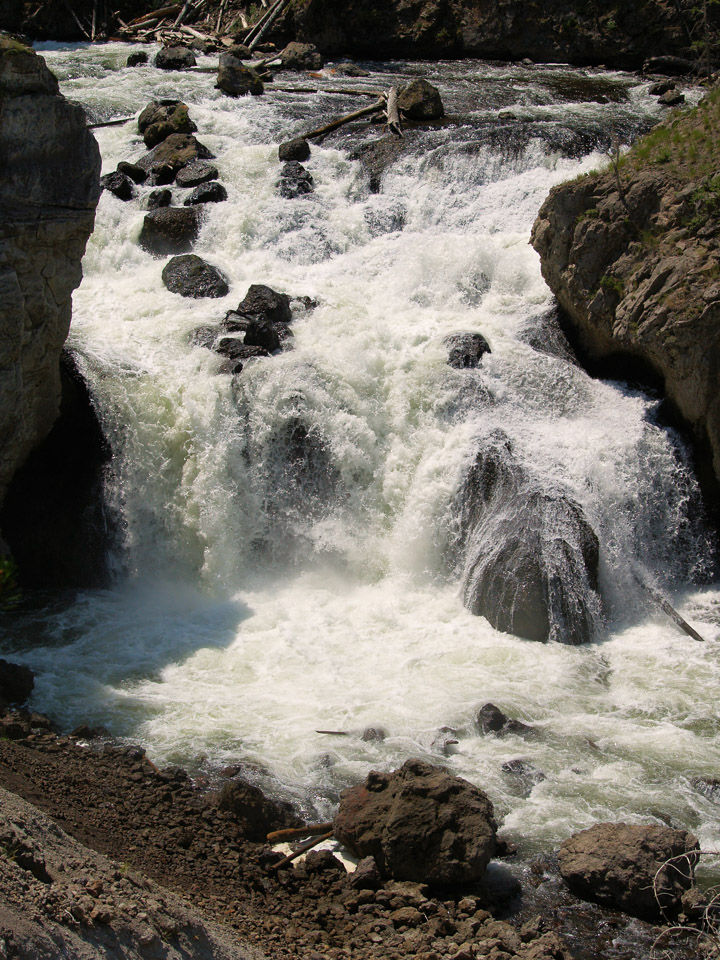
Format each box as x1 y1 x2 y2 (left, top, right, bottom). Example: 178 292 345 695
531 87 720 504
0 38 100 511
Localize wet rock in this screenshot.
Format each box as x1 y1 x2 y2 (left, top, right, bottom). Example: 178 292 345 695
154 46 196 71
226 43 252 60
216 54 264 96
334 62 370 78
215 779 301 841
398 79 444 120
161 255 229 299
658 89 685 107
137 99 196 149
361 727 386 742
501 759 546 797
444 332 491 369
116 161 147 184
235 284 292 325
643 55 695 76
648 79 676 96
458 430 600 644
136 134 214 183
126 50 148 67
244 317 281 352
100 171 134 201
333 758 496 885
476 703 532 736
690 776 720 801
189 325 219 349
147 188 172 210
139 207 201 255
215 339 268 363
558 822 699 921
350 856 382 890
0 659 34 705
279 41 323 71
175 161 219 188
278 160 314 198
183 181 227 205
278 138 311 162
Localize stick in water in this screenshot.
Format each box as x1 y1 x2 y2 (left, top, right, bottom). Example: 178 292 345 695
633 571 707 642
267 830 334 872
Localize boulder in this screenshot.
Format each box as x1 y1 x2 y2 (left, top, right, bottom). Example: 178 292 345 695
216 779 301 841
333 759 497 885
161 255 229 299
126 50 148 67
501 759 546 797
183 181 227 205
137 99 196 149
0 659 34 706
278 161 314 198
154 46 196 71
146 188 172 210
458 430 600 644
175 161 219 188
279 41 323 71
216 54 264 96
558 822 699 921
139 207 201 256
116 161 147 184
100 171 134 201
278 138 311 162
226 43 252 60
235 284 292 324
444 332 491 369
244 317 280 352
658 89 685 107
476 703 532 737
643 56 695 75
648 79 676 96
350 856 382 890
398 79 444 120
136 134 214 183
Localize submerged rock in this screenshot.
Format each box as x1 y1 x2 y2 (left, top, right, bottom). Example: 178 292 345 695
278 161 314 198
139 207 201 256
444 331 491 368
476 703 532 736
126 50 148 67
146 188 172 210
161 255 228 298
558 822 699 921
333 758 496 885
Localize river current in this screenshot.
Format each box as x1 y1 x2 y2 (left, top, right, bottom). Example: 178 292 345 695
6 42 720 864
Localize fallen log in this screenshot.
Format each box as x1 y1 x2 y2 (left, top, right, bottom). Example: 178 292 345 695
266 821 333 842
87 116 134 128
265 84 385 98
248 0 288 52
633 572 707 642
244 0 283 46
173 0 192 28
267 830 334 872
215 0 228 33
129 5 180 25
386 85 402 137
301 98 385 140
315 729 349 735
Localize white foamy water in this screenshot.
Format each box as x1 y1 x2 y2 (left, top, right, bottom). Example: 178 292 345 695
5 43 720 859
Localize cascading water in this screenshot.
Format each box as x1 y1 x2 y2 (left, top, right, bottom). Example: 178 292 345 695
4 43 720 862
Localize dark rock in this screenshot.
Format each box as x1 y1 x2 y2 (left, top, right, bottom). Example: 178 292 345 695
236 284 292 324
501 759 546 796
139 207 201 256
154 46 197 71
648 79 676 96
476 703 532 736
444 332 491 369
278 138 311 162
278 161 314 198
183 181 227 205
215 779 301 841
137 99 196 149
161 255 229 299
643 56 695 76
350 856 382 890
333 758 496 885
116 161 147 184
222 311 250 333
0 659 34 705
334 62 370 77
361 727 386 742
189 325 219 349
147 188 172 210
126 51 148 67
176 161 219 188
100 171 134 201
658 89 685 107
226 43 252 60
304 849 345 875
558 822 699 921
458 430 600 644
244 317 280 352
216 54 264 96
70 724 109 740
397 79 444 120
279 41 323 71
215 339 268 362
136 134 214 183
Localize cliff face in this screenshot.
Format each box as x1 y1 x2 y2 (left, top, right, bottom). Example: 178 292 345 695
531 90 720 500
0 38 101 509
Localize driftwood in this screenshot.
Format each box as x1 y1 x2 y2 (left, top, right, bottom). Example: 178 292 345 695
267 830 334 872
386 85 402 136
244 0 283 45
633 572 707 642
129 5 180 25
315 729 349 735
215 0 228 33
87 116 134 128
247 0 288 52
301 98 386 140
265 84 385 98
173 0 192 28
266 822 334 842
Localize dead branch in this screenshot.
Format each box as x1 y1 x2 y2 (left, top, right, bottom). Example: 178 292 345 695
266 822 334 842
386 85 402 136
244 0 283 45
215 0 228 33
61 0 91 39
129 5 180 25
87 116 134 128
173 0 192 28
300 98 386 140
267 830 334 872
633 572 707 642
247 0 288 52
265 84 385 98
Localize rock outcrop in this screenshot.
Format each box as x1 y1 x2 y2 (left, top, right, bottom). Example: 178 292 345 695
531 89 720 501
0 38 100 512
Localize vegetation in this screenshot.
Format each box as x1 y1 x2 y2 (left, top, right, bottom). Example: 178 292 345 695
0 558 20 610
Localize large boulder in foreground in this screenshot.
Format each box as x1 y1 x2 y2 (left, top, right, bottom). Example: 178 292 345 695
558 822 699 921
333 759 496 885
398 79 444 120
161 255 229 298
136 133 214 183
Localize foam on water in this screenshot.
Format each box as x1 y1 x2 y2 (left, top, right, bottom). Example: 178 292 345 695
7 45 720 861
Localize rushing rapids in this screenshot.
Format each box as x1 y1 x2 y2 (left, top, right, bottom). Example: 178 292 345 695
3 43 720 864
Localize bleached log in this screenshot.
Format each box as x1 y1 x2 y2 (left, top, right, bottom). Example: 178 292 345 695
386 85 402 136
267 830 334 872
173 0 192 28
129 5 180 25
265 83 385 98
633 572 707 642
248 0 288 52
301 98 385 140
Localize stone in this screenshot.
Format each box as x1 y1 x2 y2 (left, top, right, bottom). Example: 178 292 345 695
558 822 699 921
226 43 252 60
397 79 444 120
648 79 676 96
0 659 34 705
126 51 148 67
350 856 382 890
100 171 134 201
161 255 229 299
444 332 491 369
658 89 685 107
214 340 267 365
215 779 301 841
244 317 280 352
116 161 147 184
501 759 546 797
279 41 323 71
139 207 201 256
146 189 172 210
278 161 314 199
136 134 214 183
333 759 497 885
304 850 345 875
154 46 196 71
137 99 196 149
216 54 264 96
278 138 311 162
476 703 531 737
236 284 292 324
175 161 219 188
643 56 695 76
183 182 227 206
